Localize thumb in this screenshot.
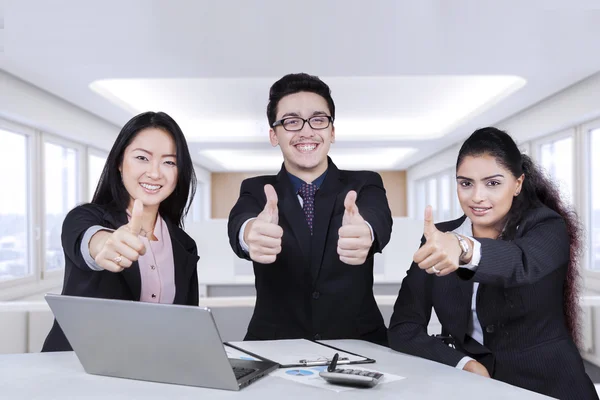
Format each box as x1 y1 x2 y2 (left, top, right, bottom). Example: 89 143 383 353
258 184 278 223
423 205 436 238
128 199 144 235
342 191 359 225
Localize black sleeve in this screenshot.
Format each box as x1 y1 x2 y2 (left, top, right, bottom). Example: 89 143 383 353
356 172 393 254
388 240 468 367
60 204 112 272
456 208 570 288
227 178 265 260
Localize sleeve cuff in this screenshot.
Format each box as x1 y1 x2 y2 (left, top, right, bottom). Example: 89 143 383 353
364 221 375 243
81 225 114 271
456 356 475 370
459 237 481 271
238 218 256 254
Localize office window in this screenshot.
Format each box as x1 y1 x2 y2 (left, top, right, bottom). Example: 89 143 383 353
590 128 600 271
88 151 107 201
0 129 30 281
45 142 79 271
440 173 452 222
539 136 574 204
426 178 437 220
415 180 426 219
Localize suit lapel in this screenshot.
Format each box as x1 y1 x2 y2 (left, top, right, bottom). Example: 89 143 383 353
102 207 142 301
310 162 344 283
165 218 198 305
275 168 312 258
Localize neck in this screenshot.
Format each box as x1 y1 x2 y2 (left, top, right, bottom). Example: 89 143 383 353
285 160 328 184
472 218 506 239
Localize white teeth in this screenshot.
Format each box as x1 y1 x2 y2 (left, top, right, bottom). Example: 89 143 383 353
296 144 317 152
473 208 488 211
141 183 161 190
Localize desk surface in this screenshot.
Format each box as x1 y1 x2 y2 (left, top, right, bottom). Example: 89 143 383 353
0 339 550 399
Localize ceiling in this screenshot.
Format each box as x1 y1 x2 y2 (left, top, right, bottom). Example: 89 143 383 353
1 0 600 171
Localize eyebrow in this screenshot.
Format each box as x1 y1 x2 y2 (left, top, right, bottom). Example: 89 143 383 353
456 174 504 181
131 148 177 158
280 111 328 119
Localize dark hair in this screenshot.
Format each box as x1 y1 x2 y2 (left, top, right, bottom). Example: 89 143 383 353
92 111 196 228
266 73 335 127
456 127 582 346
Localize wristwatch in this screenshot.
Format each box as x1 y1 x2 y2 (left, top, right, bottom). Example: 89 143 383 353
453 233 470 261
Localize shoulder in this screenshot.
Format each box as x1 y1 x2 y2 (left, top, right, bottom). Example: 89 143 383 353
518 206 566 231
240 174 278 190
338 169 383 185
64 203 108 221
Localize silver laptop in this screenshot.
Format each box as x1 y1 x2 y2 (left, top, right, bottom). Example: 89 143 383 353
45 294 278 390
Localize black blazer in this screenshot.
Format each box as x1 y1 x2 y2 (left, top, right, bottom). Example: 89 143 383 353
42 203 200 352
388 206 597 399
228 159 393 345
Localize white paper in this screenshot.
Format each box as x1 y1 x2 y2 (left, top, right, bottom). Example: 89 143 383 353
271 365 405 392
226 339 368 366
223 344 260 361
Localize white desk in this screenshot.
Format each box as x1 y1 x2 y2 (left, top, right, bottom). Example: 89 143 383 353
0 340 550 399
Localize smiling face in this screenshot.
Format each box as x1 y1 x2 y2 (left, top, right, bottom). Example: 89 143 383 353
456 154 524 238
119 127 178 212
269 91 335 182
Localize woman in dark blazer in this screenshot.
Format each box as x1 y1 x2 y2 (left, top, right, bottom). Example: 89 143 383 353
389 127 598 399
42 111 199 352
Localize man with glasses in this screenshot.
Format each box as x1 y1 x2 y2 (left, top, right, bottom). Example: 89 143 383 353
228 73 392 345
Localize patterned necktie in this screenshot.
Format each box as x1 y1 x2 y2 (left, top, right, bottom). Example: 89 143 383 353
298 183 318 234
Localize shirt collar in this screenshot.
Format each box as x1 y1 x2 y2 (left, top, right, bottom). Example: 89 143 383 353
287 169 328 194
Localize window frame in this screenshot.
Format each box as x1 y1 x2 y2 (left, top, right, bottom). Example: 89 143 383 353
40 133 86 280
531 128 576 206
579 118 600 286
0 119 38 290
87 147 108 202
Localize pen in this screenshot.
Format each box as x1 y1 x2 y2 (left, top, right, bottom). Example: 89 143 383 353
328 353 339 372
298 355 350 367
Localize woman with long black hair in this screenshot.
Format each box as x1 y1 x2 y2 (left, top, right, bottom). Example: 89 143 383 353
43 111 199 352
389 127 597 399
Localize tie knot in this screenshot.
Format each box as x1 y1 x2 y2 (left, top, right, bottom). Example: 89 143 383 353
298 183 317 200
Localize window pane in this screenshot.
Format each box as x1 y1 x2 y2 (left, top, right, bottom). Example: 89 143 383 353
45 142 78 271
440 174 451 221
590 129 600 271
415 181 426 219
427 178 437 219
539 137 573 204
88 153 106 201
0 129 30 281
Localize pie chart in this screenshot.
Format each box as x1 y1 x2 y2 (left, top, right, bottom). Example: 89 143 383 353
285 369 314 376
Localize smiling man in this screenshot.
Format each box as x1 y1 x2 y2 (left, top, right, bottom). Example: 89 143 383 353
228 73 393 345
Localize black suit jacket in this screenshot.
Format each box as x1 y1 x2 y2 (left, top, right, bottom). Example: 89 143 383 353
42 202 200 352
228 159 393 345
388 206 597 399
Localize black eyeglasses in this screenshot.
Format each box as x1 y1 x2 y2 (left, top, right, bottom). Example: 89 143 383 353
272 115 333 131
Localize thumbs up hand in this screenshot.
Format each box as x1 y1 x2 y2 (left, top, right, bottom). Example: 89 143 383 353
338 191 373 265
413 206 462 276
244 184 283 264
92 199 147 273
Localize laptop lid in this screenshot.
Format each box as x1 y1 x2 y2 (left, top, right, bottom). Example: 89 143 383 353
45 294 277 390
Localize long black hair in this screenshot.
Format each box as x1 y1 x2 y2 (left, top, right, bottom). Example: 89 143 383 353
456 127 583 345
92 111 196 228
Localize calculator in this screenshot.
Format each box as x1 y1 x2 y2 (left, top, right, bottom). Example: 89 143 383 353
319 368 384 388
